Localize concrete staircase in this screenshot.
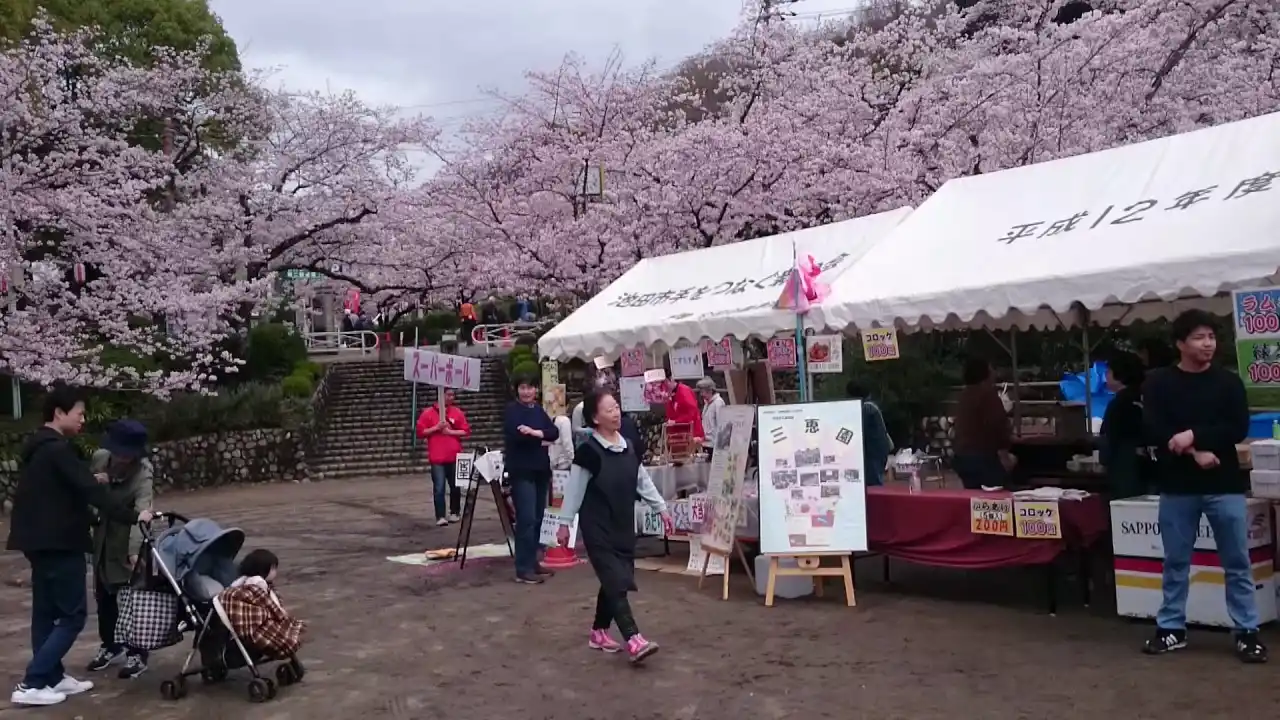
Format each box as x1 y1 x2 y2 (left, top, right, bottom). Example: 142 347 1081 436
311 358 509 480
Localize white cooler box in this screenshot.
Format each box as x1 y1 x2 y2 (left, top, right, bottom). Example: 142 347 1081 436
1110 496 1276 628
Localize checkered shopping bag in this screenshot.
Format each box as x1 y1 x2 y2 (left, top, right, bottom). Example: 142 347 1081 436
114 586 183 651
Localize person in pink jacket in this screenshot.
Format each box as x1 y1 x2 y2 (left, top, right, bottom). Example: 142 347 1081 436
416 389 471 526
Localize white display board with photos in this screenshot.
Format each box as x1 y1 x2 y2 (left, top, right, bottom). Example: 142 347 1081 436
757 401 868 554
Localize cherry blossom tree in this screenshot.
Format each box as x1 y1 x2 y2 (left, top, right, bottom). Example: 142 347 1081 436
427 0 1280 301
0 20 266 390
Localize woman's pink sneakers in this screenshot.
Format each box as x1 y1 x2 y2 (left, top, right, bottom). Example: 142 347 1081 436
588 629 621 653
626 634 659 664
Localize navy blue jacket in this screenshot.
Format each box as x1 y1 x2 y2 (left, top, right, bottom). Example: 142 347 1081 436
503 401 559 474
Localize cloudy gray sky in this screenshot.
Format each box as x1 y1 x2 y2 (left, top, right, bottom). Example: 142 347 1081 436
208 0 860 133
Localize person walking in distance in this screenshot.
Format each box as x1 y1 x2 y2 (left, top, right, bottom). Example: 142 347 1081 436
86 420 155 679
6 385 153 707
1141 310 1265 662
503 373 560 584
558 390 672 664
416 388 472 526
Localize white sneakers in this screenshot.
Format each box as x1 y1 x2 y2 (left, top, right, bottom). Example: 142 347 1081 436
11 675 93 706
447 513 460 523
436 518 449 527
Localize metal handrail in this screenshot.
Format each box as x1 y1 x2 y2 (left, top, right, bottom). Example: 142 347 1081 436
469 322 542 354
304 330 380 355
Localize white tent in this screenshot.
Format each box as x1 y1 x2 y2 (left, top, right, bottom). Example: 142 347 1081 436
818 111 1280 332
538 207 913 360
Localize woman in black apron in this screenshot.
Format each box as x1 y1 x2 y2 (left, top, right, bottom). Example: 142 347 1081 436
557 390 671 664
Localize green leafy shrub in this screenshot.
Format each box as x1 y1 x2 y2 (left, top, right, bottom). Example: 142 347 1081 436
139 383 308 442
510 360 539 382
280 371 314 398
244 323 307 382
297 361 324 380
507 346 535 374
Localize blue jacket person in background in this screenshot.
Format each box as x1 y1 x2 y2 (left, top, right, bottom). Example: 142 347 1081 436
503 372 560 585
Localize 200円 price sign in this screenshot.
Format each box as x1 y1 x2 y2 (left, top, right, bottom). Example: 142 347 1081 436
969 497 1013 536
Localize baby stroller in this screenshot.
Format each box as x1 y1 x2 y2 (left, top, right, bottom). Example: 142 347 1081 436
132 513 305 703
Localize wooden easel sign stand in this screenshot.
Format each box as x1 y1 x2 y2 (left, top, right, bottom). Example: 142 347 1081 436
697 539 756 601
762 552 855 607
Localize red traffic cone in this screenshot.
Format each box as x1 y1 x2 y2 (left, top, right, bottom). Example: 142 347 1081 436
542 536 580 569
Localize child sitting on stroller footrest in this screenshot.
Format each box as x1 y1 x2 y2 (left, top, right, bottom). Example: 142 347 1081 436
218 550 305 660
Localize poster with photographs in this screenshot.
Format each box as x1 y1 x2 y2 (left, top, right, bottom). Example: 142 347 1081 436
757 400 867 554
697 405 757 554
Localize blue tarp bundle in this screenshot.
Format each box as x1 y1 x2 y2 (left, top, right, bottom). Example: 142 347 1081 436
1059 361 1113 419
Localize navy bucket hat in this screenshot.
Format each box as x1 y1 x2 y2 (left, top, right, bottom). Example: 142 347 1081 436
102 419 148 459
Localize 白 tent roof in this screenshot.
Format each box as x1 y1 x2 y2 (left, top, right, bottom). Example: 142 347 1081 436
537 207 912 360
818 112 1280 332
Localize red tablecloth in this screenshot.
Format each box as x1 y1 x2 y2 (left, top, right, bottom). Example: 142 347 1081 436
866 486 1110 570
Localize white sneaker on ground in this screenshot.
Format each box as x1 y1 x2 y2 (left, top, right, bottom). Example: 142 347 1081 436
447 513 460 523
11 684 66 706
436 518 449 527
53 675 93 695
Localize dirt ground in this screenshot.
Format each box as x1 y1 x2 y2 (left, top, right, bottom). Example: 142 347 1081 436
0 477 1273 720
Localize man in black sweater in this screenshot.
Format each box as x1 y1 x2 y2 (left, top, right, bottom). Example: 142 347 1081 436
7 386 153 706
1141 310 1265 663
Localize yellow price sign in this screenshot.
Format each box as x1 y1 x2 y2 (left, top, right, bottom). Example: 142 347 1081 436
1014 500 1061 539
969 497 1013 536
860 328 900 361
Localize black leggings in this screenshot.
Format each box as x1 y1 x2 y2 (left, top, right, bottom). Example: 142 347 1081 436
592 587 639 639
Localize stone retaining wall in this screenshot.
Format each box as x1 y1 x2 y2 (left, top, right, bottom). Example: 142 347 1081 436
0 428 307 513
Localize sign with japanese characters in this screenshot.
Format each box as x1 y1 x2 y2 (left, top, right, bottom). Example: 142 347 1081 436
706 337 735 369
995 171 1278 245
1013 500 1061 540
669 346 704 380
767 336 797 369
1232 287 1280 387
757 401 868 554
606 253 851 309
806 335 843 373
860 328 899 362
403 348 481 391
620 348 645 377
970 498 1014 536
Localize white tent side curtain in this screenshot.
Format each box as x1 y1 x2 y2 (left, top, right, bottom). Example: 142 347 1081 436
537 207 914 360
818 110 1280 333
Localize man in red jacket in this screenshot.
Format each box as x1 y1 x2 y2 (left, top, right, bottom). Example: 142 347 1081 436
416 389 471 526
663 379 704 444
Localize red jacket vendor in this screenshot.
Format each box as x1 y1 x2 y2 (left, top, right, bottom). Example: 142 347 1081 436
663 379 704 440
415 389 471 525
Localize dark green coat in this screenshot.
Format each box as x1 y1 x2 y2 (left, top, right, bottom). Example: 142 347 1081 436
90 449 154 587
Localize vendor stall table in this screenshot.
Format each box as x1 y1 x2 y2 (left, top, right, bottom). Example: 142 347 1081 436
867 486 1110 613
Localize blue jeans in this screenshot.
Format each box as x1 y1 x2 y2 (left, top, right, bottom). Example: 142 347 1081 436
430 464 460 519
24 551 88 689
1157 494 1259 632
510 470 550 576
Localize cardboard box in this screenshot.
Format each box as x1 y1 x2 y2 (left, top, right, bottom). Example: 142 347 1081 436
1111 496 1276 627
1252 470 1280 499
1250 440 1280 471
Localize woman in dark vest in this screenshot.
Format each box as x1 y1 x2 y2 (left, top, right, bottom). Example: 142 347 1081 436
557 390 671 664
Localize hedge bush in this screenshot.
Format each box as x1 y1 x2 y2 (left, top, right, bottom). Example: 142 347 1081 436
280 371 314 398
244 323 307 382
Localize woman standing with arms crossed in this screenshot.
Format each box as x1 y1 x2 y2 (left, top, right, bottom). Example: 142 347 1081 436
503 373 559 585
558 390 672 664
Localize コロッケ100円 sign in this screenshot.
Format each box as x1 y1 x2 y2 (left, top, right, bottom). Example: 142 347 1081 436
1013 500 1061 540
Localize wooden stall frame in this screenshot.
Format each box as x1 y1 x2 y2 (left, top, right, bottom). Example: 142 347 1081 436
763 552 855 607
697 540 756 601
